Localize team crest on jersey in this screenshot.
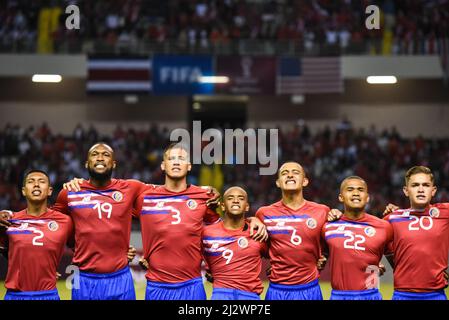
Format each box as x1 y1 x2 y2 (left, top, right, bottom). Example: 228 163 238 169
186 199 198 210
212 243 219 249
306 218 317 229
429 207 440 218
82 196 91 202
111 191 123 202
337 226 345 231
48 221 59 232
237 237 248 248
156 201 165 208
364 227 376 237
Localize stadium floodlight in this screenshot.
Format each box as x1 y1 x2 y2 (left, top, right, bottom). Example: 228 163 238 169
198 76 229 84
32 74 62 83
366 76 397 84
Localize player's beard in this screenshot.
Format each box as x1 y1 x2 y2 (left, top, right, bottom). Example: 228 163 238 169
88 167 113 184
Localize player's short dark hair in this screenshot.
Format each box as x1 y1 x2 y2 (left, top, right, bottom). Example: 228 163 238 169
22 169 51 187
163 142 190 160
405 166 434 185
277 161 308 178
340 176 367 191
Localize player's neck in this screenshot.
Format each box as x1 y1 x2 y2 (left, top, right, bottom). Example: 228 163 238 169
343 210 364 220
26 201 48 216
281 191 306 210
89 178 112 188
410 203 429 210
164 177 188 193
223 215 245 230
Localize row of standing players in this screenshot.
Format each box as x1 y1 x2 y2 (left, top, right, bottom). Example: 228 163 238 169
0 142 448 300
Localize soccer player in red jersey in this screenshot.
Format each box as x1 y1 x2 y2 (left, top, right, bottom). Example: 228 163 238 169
0 143 145 300
136 144 267 300
323 176 393 300
0 170 73 300
255 161 331 300
202 186 267 300
383 166 449 300
55 143 147 300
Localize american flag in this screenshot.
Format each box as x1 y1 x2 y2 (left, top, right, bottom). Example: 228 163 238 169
277 57 343 95
87 56 152 93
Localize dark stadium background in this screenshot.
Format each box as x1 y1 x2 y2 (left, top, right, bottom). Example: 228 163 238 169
0 0 448 299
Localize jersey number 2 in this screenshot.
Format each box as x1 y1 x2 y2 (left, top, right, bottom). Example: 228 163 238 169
32 229 44 246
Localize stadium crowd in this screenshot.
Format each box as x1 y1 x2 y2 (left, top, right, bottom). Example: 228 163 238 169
1 122 449 218
0 0 448 54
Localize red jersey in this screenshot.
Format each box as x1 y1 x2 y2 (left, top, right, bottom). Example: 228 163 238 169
384 203 449 292
323 213 393 291
256 200 329 285
53 179 146 273
1 209 73 292
135 184 220 283
202 221 267 294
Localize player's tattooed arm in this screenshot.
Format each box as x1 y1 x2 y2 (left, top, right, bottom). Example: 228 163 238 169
327 208 343 222
383 203 399 216
247 217 268 242
63 178 85 192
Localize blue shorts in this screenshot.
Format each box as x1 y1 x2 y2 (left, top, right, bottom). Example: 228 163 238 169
330 288 382 300
265 279 323 300
4 289 60 300
211 288 260 300
392 290 447 300
145 277 206 300
72 266 135 300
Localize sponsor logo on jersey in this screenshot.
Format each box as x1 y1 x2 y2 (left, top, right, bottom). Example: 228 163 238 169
82 196 91 202
18 223 29 230
429 207 440 218
186 199 198 210
276 221 285 227
111 191 123 202
212 242 219 249
156 201 165 208
48 221 59 232
364 226 376 237
337 226 345 231
237 237 248 248
306 218 317 229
